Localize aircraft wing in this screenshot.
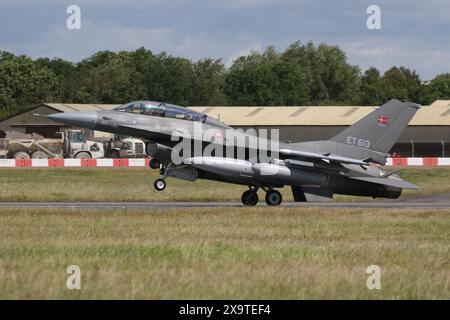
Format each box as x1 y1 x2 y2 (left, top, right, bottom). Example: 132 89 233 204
349 176 420 190
278 148 371 166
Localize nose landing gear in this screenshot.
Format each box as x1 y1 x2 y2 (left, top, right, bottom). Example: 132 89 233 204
151 158 166 191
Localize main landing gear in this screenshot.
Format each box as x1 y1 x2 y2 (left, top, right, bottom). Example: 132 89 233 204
241 187 283 206
241 188 259 206
265 189 282 206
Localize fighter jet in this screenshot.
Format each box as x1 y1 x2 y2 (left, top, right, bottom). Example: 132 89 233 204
39 99 420 206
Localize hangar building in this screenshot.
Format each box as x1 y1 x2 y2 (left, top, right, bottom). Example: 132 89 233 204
1 100 449 157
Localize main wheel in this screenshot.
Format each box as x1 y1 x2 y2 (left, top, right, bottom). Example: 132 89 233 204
241 190 259 206
149 158 161 169
31 151 48 159
265 190 282 206
154 178 166 191
13 151 30 160
75 152 91 159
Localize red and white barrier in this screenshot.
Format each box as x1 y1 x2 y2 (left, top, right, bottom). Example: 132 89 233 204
0 158 449 168
0 158 150 168
386 157 450 166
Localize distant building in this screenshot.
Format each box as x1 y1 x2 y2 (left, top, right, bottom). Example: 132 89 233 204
1 100 450 157
0 103 119 139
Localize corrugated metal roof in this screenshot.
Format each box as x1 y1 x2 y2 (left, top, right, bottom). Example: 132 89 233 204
190 103 450 126
45 103 120 112
40 101 450 126
189 106 377 125
429 100 450 108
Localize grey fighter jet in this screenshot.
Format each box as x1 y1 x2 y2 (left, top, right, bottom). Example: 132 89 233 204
39 99 420 206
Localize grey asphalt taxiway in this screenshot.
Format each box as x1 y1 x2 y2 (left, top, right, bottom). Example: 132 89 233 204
0 193 449 210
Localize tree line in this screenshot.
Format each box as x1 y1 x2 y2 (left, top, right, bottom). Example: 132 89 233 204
1 41 450 119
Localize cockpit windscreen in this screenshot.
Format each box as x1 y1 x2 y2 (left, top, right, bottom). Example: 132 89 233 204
114 101 207 123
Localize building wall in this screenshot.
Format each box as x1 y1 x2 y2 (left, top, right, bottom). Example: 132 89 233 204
0 106 103 138
235 125 450 157
235 125 450 143
0 105 62 134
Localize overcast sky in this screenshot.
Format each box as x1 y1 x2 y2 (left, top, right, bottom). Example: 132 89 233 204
1 0 449 79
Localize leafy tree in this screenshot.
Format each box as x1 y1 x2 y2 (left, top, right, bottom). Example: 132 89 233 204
191 58 228 105
381 67 421 102
0 41 447 120
428 73 450 100
360 67 384 105
74 52 147 103
279 41 311 105
225 48 281 106
312 44 360 105
141 53 194 106
272 59 310 105
224 41 360 106
36 57 77 102
0 51 57 117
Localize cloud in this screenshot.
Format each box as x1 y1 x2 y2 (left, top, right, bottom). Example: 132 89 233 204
207 0 296 9
226 43 264 66
339 37 450 79
0 0 449 79
3 20 173 61
170 32 264 65
6 17 264 68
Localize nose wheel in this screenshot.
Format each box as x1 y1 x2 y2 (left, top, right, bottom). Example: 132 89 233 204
265 190 282 206
152 159 166 191
154 178 166 191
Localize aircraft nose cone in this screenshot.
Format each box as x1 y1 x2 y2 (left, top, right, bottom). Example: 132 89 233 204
47 111 98 129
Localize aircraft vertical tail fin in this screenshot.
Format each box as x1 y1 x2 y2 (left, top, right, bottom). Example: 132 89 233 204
330 99 420 154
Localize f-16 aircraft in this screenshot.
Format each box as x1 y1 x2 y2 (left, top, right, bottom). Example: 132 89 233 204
38 99 420 206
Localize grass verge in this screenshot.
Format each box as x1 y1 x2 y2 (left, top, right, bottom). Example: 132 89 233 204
0 167 449 202
0 207 448 299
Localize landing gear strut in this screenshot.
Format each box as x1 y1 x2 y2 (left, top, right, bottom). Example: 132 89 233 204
241 188 259 206
154 178 166 191
153 159 166 191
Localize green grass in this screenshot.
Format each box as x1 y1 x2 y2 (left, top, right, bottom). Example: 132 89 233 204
0 167 449 202
0 168 448 299
0 207 448 299
400 168 450 195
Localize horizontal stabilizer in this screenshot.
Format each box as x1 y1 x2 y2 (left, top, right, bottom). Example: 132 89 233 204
350 176 420 190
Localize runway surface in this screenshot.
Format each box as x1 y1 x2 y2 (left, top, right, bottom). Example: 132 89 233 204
0 193 449 209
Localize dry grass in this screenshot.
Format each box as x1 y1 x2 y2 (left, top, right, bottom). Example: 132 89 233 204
0 167 449 202
0 207 448 299
400 168 450 195
0 168 243 202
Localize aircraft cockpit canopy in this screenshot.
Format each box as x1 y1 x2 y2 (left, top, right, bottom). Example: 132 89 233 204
114 101 207 123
